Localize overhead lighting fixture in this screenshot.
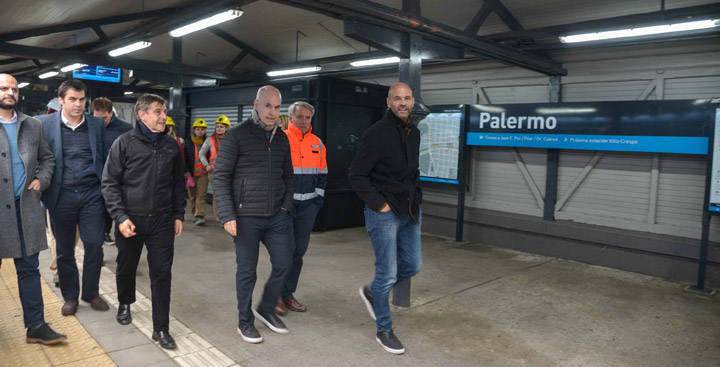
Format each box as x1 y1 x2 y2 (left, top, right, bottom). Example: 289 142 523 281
17 82 29 88
559 19 720 43
124 91 134 95
170 9 243 37
266 66 321 77
350 56 400 67
38 70 59 79
108 41 152 57
60 63 87 72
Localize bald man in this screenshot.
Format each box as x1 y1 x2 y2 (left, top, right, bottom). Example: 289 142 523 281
0 74 66 344
213 85 294 344
349 82 422 354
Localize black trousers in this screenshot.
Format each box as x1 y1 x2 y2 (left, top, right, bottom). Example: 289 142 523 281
104 210 113 235
116 212 174 332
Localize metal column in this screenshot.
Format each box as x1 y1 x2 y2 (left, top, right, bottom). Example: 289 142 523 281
168 37 187 137
544 76 561 221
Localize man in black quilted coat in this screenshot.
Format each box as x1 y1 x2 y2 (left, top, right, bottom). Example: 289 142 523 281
213 85 294 344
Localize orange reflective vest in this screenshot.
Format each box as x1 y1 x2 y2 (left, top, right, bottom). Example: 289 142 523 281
208 137 219 169
193 143 208 177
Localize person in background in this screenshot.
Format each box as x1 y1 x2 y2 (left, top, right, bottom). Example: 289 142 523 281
0 73 65 345
102 93 186 350
275 102 327 315
92 97 132 246
37 79 109 317
199 115 230 224
279 114 289 130
348 82 422 355
184 118 209 226
166 117 184 146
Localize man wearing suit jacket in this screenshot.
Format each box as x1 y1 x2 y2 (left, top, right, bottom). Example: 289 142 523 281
37 79 109 316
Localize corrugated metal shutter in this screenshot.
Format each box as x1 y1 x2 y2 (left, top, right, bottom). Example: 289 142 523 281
483 85 549 104
562 80 654 102
239 104 292 126
422 89 473 104
190 106 240 136
664 76 720 100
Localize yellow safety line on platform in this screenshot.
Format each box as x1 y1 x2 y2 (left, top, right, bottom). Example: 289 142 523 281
0 260 116 367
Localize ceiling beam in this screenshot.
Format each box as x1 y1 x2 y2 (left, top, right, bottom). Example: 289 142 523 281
493 1 523 31
274 0 565 75
484 3 720 41
0 8 178 43
464 0 497 34
92 26 111 44
207 27 278 65
0 57 27 66
0 43 249 81
225 50 249 70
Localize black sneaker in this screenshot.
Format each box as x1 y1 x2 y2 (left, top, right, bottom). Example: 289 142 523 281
237 323 263 343
359 285 376 321
376 330 405 354
26 323 67 345
104 233 115 245
253 308 289 334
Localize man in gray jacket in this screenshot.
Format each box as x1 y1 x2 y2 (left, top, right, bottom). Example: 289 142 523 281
0 73 65 344
213 85 294 344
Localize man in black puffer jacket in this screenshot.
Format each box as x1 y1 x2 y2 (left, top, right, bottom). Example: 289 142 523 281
213 85 294 344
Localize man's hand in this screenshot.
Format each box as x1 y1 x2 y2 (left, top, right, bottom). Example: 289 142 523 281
379 203 391 212
27 179 41 191
175 220 183 237
119 219 137 238
223 220 237 236
206 165 214 172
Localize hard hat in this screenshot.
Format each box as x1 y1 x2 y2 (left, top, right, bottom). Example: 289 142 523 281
165 116 175 126
215 115 231 127
47 98 61 111
192 118 207 128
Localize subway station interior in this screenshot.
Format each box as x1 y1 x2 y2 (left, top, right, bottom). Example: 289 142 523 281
1 0 720 366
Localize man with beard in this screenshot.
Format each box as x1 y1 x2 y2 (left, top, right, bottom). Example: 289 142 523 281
102 93 186 349
0 73 65 344
37 79 109 317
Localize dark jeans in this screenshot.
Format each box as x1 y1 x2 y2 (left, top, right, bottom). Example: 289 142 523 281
1 198 45 329
234 210 292 326
116 212 175 332
364 206 422 332
282 199 321 300
50 184 105 301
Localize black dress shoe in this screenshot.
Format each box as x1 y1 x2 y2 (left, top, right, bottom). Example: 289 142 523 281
152 330 177 349
117 304 132 325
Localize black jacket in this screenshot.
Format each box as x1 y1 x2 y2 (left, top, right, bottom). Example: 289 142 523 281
183 135 206 175
348 111 422 221
213 119 294 222
101 123 186 225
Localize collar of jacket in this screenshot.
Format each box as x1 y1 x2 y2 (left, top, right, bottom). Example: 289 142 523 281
386 109 413 130
286 121 311 139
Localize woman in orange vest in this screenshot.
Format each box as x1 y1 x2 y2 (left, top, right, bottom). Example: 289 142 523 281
200 115 230 225
183 118 209 226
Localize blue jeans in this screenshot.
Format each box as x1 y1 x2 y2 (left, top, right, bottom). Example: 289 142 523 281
49 184 105 301
3 198 45 329
234 210 293 326
364 206 422 332
282 199 322 300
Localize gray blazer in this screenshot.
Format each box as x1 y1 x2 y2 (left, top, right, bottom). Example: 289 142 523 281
0 112 55 258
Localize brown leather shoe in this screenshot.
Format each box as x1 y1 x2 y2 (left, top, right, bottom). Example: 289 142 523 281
61 300 79 316
274 298 287 316
284 297 307 312
82 296 109 311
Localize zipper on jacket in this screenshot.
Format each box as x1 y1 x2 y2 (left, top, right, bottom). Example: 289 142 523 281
149 149 156 216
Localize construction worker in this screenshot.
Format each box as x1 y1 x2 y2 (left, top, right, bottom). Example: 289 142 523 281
275 101 327 315
183 118 209 226
199 115 230 225
165 117 184 145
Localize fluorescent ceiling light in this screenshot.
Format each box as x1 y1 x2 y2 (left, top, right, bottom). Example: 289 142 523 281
536 107 597 114
18 82 29 88
39 71 59 79
108 41 152 57
350 56 400 67
170 9 243 37
559 19 719 43
124 91 134 95
266 66 321 77
60 63 87 72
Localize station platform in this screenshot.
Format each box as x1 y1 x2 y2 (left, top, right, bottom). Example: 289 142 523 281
2 210 719 367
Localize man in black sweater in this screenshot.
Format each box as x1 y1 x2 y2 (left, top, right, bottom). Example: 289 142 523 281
101 93 186 350
349 82 423 355
213 85 294 344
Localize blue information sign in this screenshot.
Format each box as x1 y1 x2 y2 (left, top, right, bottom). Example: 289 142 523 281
72 65 122 83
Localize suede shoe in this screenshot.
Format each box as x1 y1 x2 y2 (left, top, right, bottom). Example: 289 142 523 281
82 296 109 311
253 308 289 334
26 323 67 345
152 330 177 349
61 300 78 316
117 304 132 325
237 323 263 344
359 285 376 321
284 297 307 312
274 298 287 316
376 330 405 354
